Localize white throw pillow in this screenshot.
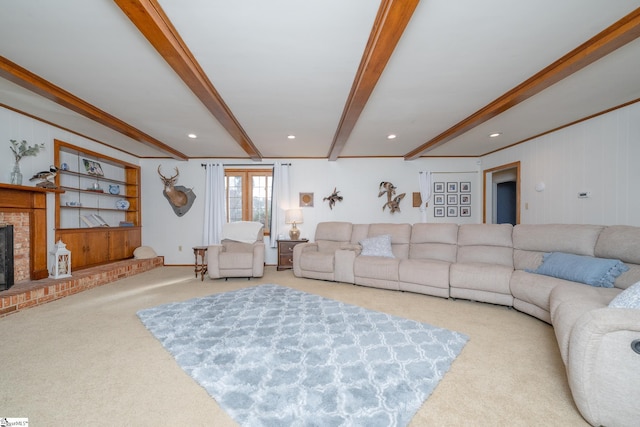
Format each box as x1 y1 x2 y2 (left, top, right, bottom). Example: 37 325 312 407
133 246 158 259
608 281 640 309
359 234 394 258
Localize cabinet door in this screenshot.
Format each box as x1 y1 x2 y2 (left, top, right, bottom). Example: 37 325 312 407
84 230 110 266
109 228 141 260
57 230 87 271
126 229 141 257
109 229 128 260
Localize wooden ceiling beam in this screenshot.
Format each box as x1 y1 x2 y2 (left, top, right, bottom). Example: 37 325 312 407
404 7 640 160
0 55 188 160
327 0 420 161
115 0 262 161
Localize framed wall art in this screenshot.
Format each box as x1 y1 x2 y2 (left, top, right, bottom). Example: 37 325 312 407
460 182 471 193
434 194 445 205
447 182 458 193
460 207 471 217
434 206 445 217
299 192 314 207
460 194 471 205
83 159 104 176
447 206 458 217
447 194 458 205
434 182 445 193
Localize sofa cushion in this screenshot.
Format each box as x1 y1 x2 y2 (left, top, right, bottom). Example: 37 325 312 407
354 256 399 281
359 234 394 258
314 221 353 242
409 223 458 263
608 281 640 309
456 224 513 267
595 225 640 265
528 252 629 288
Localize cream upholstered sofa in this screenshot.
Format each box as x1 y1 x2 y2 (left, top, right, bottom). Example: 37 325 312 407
207 221 265 279
292 221 640 427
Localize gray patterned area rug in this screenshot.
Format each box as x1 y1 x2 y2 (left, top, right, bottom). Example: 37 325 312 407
137 284 468 426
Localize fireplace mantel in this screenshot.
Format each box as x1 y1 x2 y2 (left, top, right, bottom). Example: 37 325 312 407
0 183 63 280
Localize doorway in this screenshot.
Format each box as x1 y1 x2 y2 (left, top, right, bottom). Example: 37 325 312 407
483 161 520 225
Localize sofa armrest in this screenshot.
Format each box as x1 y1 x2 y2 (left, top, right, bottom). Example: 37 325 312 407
252 242 265 277
292 242 318 277
334 249 356 283
340 243 362 255
567 307 640 427
207 244 224 278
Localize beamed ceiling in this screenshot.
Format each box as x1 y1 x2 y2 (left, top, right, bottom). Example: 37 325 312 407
1 0 640 161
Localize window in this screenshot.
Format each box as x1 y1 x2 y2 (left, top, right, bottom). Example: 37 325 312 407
225 169 272 234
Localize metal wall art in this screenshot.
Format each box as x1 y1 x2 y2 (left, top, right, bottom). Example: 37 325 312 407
323 188 342 210
378 181 405 214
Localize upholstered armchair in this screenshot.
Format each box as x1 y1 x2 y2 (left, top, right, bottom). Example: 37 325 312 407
207 221 265 279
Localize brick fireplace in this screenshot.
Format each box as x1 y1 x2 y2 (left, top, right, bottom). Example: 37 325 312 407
0 183 58 283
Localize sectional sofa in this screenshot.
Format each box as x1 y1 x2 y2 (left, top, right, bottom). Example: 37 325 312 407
292 221 640 427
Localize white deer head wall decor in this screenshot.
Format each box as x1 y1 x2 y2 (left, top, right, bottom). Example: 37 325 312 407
157 165 196 217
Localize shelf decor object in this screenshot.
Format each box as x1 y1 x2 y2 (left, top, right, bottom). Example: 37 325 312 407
49 239 71 279
9 139 45 185
115 199 130 210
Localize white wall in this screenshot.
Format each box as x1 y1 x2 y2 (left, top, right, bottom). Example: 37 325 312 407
481 101 640 226
140 157 480 265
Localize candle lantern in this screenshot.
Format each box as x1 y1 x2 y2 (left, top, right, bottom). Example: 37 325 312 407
49 240 71 279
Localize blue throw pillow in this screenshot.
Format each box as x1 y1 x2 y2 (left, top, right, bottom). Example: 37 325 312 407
609 281 640 309
527 252 629 288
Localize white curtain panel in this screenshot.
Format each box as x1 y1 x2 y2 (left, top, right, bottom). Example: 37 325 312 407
203 163 226 245
270 162 291 248
418 171 432 223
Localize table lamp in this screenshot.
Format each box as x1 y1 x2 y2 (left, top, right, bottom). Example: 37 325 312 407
285 209 303 240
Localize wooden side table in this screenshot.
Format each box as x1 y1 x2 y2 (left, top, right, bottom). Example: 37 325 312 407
277 239 308 271
192 246 208 281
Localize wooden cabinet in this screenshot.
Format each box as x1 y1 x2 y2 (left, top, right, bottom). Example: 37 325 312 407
56 227 142 270
277 239 308 271
53 140 142 270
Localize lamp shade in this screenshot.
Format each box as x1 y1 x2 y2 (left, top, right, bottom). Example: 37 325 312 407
285 209 303 224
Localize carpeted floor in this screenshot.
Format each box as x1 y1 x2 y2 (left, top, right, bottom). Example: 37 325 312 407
0 266 588 426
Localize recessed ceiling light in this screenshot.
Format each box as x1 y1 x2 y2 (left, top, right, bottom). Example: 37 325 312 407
489 132 502 138
387 134 397 140
287 135 296 139
188 133 197 139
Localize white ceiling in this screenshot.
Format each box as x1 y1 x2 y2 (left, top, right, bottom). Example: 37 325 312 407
1 0 639 161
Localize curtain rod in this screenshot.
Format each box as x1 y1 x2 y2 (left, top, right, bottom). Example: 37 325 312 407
421 171 478 174
201 163 291 168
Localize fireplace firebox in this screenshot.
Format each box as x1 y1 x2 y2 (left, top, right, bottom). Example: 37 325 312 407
0 224 14 291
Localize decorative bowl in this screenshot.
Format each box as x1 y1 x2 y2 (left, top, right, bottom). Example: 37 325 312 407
115 199 130 210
